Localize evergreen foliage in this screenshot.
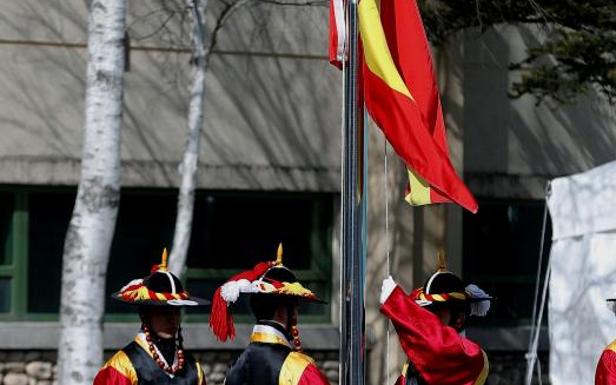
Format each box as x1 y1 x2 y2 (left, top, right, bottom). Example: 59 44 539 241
419 0 616 104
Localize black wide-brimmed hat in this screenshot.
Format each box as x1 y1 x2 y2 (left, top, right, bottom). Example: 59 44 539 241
112 249 209 307
209 244 323 341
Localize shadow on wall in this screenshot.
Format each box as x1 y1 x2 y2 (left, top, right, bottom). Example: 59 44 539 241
0 1 88 159
0 0 342 190
463 25 616 179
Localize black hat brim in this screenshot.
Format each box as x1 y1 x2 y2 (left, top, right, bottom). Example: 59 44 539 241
111 292 210 307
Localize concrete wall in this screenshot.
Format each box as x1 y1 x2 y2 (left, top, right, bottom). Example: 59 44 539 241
0 349 340 385
0 0 341 190
463 25 616 198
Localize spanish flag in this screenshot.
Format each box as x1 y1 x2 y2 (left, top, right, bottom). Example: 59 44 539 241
357 0 478 213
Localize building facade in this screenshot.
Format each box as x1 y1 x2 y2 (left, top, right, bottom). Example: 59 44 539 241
1 2 615 385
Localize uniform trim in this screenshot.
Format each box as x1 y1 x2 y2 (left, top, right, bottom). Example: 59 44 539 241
606 339 616 353
251 324 292 348
196 361 204 385
134 335 152 357
400 361 408 376
472 350 489 385
251 332 292 348
279 352 314 385
102 351 138 385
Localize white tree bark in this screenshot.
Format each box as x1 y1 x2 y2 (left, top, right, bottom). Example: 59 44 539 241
57 1 126 385
168 0 207 277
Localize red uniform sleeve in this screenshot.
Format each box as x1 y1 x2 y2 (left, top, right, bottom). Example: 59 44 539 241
596 349 616 385
381 286 488 385
298 363 331 385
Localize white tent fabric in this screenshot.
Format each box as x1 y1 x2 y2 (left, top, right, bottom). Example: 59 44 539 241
548 160 616 385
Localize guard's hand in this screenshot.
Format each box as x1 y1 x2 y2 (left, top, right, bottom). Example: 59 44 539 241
380 276 397 305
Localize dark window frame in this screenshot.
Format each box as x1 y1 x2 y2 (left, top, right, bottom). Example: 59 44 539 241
0 186 334 324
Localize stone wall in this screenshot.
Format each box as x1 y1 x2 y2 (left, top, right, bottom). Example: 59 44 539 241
0 350 339 385
0 351 57 385
0 349 544 385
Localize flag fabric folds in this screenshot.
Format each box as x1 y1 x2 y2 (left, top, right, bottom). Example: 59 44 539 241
329 0 346 68
331 0 478 213
359 0 477 213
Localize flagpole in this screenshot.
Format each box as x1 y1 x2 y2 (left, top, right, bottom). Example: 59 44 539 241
340 0 366 382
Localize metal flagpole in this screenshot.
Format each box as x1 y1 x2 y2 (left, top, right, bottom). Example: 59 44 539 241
340 0 366 382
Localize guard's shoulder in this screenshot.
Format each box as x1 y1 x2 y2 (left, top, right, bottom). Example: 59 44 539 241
94 350 137 385
287 351 316 366
461 334 484 358
280 351 325 385
606 339 616 353
104 350 136 373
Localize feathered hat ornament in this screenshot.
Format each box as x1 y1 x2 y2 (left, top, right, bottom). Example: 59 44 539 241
209 243 322 342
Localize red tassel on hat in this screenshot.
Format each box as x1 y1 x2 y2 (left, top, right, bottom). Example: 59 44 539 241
209 261 274 341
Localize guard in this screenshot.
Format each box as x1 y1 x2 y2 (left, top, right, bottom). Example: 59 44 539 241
380 254 492 385
595 297 616 385
93 249 209 385
209 244 331 385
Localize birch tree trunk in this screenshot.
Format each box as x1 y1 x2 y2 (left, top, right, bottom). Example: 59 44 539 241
168 0 207 277
57 1 126 385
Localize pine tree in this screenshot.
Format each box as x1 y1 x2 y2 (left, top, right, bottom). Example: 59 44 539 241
419 0 616 104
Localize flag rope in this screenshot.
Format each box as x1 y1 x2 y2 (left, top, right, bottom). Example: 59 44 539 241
384 139 391 385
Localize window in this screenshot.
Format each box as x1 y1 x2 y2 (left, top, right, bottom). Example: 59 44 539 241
0 187 334 323
27 191 74 313
184 192 333 322
0 192 22 316
463 199 551 326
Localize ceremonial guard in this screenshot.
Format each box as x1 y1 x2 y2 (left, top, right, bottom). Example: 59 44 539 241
380 254 492 385
209 244 331 385
93 250 209 385
595 298 616 384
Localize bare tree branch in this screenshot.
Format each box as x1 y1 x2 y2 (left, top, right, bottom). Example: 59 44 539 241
204 0 252 70
129 11 177 41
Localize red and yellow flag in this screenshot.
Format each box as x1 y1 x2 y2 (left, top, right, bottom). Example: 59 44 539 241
357 0 478 213
329 0 346 69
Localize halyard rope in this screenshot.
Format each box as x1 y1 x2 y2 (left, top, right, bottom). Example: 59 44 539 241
384 139 391 385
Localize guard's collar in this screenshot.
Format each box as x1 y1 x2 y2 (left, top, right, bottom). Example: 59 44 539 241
250 322 292 348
